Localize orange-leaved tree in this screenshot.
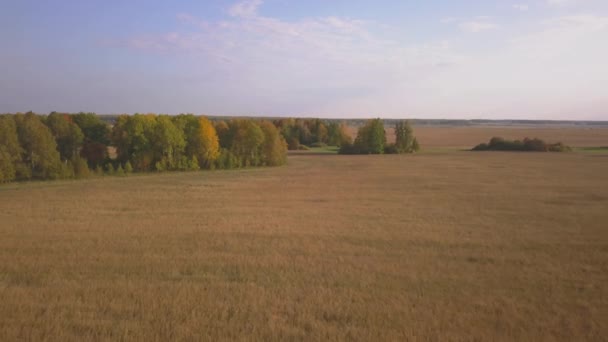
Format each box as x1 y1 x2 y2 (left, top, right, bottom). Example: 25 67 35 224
195 116 220 168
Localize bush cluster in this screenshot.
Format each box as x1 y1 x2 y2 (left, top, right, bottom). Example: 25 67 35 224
339 119 420 155
472 137 571 152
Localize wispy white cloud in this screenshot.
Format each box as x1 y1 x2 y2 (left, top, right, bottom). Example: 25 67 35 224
442 16 498 33
228 0 263 18
513 4 529 11
458 20 498 33
111 0 608 119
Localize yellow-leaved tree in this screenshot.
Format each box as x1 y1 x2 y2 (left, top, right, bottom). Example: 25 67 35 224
196 117 220 168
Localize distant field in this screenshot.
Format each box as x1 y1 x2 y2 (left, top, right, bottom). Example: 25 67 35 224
1 148 607 340
346 125 608 149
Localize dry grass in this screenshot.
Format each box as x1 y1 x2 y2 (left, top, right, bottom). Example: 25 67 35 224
1 149 608 340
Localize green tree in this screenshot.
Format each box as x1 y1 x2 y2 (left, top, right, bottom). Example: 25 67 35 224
72 156 90 179
327 122 352 147
112 114 156 171
259 121 288 166
124 161 133 174
72 112 110 168
115 164 125 176
14 113 63 179
172 114 200 159
105 163 115 175
311 119 328 144
226 120 266 167
394 120 419 153
0 115 24 182
46 112 84 161
354 118 386 154
72 112 110 145
152 115 186 170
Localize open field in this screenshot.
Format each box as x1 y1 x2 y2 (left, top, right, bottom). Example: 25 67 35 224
346 125 608 149
1 148 607 340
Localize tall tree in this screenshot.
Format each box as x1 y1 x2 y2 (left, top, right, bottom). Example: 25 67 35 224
46 112 84 161
14 113 62 179
152 115 186 170
394 120 419 153
112 114 156 171
0 115 23 182
72 112 110 167
194 117 220 168
259 121 288 166
354 118 386 154
327 122 352 147
227 120 265 167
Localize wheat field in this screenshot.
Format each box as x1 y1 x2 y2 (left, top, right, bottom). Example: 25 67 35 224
1 128 608 340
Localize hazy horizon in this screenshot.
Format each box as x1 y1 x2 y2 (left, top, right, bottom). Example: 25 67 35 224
2 0 607 120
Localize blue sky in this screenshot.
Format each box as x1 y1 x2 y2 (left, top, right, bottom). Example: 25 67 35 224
1 0 607 119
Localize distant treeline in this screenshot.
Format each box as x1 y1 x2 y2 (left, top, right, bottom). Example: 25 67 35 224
0 112 287 183
272 118 352 150
340 119 420 155
472 137 571 152
94 115 608 128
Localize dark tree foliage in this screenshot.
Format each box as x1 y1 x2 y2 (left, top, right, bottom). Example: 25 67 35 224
340 118 420 155
351 118 386 154
72 113 111 145
272 118 351 150
46 112 84 161
72 112 111 167
14 113 63 180
472 137 571 152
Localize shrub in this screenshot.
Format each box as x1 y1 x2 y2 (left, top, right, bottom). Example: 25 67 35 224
472 137 570 152
72 157 90 179
124 161 133 174
383 143 398 154
115 164 125 176
105 163 115 175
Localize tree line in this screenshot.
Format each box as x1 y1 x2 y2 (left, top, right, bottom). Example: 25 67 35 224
0 112 288 183
339 119 420 154
472 137 571 152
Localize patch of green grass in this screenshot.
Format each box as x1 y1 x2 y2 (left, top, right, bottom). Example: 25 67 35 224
305 146 340 154
574 146 608 154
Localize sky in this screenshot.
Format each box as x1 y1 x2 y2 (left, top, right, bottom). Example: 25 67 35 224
1 0 607 120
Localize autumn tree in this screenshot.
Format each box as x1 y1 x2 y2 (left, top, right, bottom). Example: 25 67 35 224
193 117 220 168
259 121 288 166
310 119 328 144
327 122 352 147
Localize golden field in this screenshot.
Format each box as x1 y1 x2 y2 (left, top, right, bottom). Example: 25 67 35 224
1 126 608 341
